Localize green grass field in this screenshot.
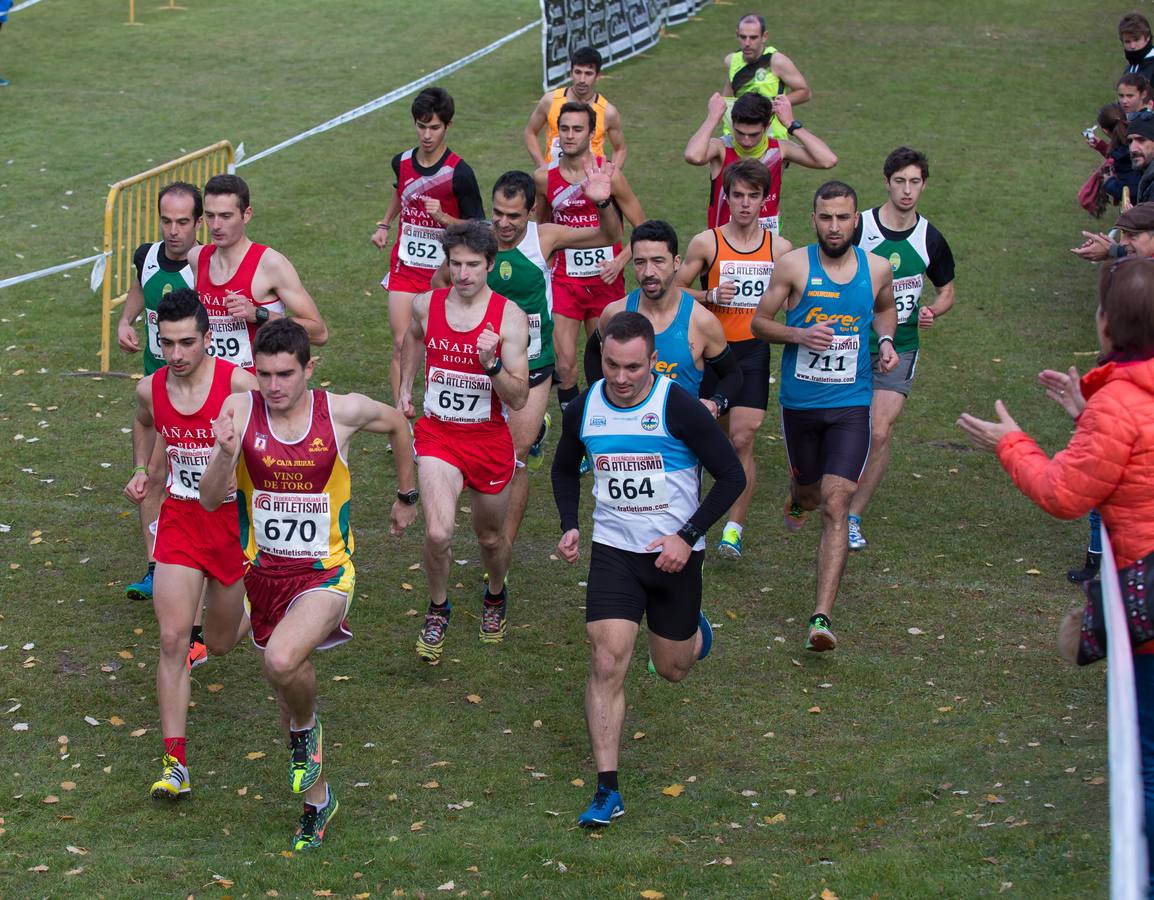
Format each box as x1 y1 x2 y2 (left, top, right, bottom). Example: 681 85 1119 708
0 0 1125 896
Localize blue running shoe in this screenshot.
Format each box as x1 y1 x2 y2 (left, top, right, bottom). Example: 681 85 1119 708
578 786 624 827
847 516 867 551
698 610 713 660
125 569 154 601
716 526 742 560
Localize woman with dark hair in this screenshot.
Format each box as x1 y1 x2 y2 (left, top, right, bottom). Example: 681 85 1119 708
958 256 1154 873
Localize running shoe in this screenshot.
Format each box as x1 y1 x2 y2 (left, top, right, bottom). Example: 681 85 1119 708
125 568 154 601
479 590 508 644
716 526 743 560
0 75 10 88
805 614 837 652
698 609 713 660
526 412 551 472
416 602 451 661
847 516 867 551
187 634 208 671
289 718 323 794
1067 551 1102 584
150 754 190 800
293 791 340 852
783 496 806 533
578 786 625 827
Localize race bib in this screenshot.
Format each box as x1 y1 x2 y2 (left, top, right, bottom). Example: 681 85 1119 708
715 262 773 309
892 274 924 325
565 245 612 278
425 366 493 423
166 445 227 501
146 309 163 360
398 222 445 268
206 315 254 369
794 334 860 384
252 490 331 559
527 313 542 361
758 214 780 236
592 452 669 513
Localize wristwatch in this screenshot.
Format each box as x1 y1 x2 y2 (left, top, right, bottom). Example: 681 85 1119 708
594 198 612 210
254 306 270 324
787 120 803 135
396 488 420 505
677 522 705 546
484 357 503 378
877 335 895 346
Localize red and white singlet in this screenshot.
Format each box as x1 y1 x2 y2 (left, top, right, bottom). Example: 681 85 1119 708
386 149 467 290
545 158 623 287
422 288 510 427
196 243 285 372
706 137 783 235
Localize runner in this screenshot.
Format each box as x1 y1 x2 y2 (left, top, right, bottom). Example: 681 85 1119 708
685 91 837 237
593 220 742 416
533 102 646 413
552 311 745 827
372 87 485 403
199 318 418 851
751 181 898 652
847 147 956 551
720 13 811 140
398 221 530 659
523 46 627 169
117 182 201 605
677 159 794 559
122 289 256 802
188 174 328 375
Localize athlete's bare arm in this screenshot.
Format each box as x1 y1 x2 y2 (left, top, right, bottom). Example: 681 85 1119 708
603 101 628 170
258 250 330 345
229 366 259 393
868 255 900 373
329 392 419 535
524 93 554 169
200 392 251 512
371 192 402 251
775 97 837 169
684 93 728 170
676 230 716 302
397 292 431 419
186 244 204 273
595 297 628 340
483 302 530 412
921 280 956 327
429 260 451 289
751 248 834 349
117 274 146 354
720 53 736 97
771 51 812 106
531 166 552 223
124 376 158 503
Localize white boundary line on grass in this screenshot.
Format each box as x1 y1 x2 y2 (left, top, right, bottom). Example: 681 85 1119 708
0 17 542 290
12 0 45 13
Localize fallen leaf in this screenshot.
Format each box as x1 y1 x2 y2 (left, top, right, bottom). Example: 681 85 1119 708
986 794 1006 804
633 731 646 740
109 716 125 726
245 751 266 760
117 650 134 660
84 716 100 726
60 781 76 791
410 820 425 831
907 627 925 635
1025 568 1042 576
640 891 665 900
236 786 248 796
42 795 60 804
130 728 148 737
465 694 482 704
438 882 455 892
12 723 30 732
401 583 413 591
313 891 334 897
332 675 350 682
808 706 822 714
65 867 85 876
423 780 440 789
821 890 840 900
206 684 224 693
27 864 49 873
571 778 585 787
662 784 685 797
66 845 88 855
764 812 787 824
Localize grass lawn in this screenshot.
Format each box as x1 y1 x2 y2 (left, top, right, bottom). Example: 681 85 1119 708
0 0 1123 896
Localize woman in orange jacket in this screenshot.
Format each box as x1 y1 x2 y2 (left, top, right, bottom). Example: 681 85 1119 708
959 256 1154 877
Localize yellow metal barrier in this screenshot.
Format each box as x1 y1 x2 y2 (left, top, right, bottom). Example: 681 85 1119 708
100 140 234 371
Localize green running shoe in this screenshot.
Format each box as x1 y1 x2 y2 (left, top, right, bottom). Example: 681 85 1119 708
805 614 837 652
293 791 339 851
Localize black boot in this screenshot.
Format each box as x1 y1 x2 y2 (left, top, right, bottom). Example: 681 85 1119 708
1067 551 1102 584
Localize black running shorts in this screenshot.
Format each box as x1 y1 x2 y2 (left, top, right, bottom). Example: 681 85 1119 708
781 405 871 486
701 338 770 411
585 541 704 641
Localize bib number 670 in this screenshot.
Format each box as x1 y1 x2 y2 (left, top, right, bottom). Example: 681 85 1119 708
262 517 317 543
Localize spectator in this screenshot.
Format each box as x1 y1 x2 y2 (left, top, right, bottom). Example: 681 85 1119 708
1121 12 1154 83
957 257 1154 881
1089 103 1140 202
1073 117 1154 260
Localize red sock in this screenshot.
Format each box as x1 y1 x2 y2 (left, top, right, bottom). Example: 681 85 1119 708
164 736 187 766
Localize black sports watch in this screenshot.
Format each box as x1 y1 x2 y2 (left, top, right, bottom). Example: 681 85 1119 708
396 488 420 505
677 521 705 546
254 306 270 324
594 198 612 209
787 120 803 135
484 357 503 378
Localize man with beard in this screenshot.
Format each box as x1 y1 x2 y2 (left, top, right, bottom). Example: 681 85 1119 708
1074 113 1154 260
752 182 897 653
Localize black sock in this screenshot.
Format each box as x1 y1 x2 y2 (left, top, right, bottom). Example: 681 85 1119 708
484 585 507 605
597 770 618 792
558 385 579 411
147 561 156 575
190 625 204 643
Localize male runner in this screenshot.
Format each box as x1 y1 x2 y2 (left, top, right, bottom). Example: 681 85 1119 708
523 46 627 169
552 311 745 827
677 160 793 559
372 87 485 403
751 182 898 652
847 148 955 551
200 318 418 851
398 222 530 659
533 102 646 411
117 182 201 604
593 220 742 417
123 289 256 801
187 174 328 374
720 13 811 140
686 91 837 237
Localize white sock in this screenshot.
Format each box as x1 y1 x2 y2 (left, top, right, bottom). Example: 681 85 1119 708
311 783 330 811
725 521 743 537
